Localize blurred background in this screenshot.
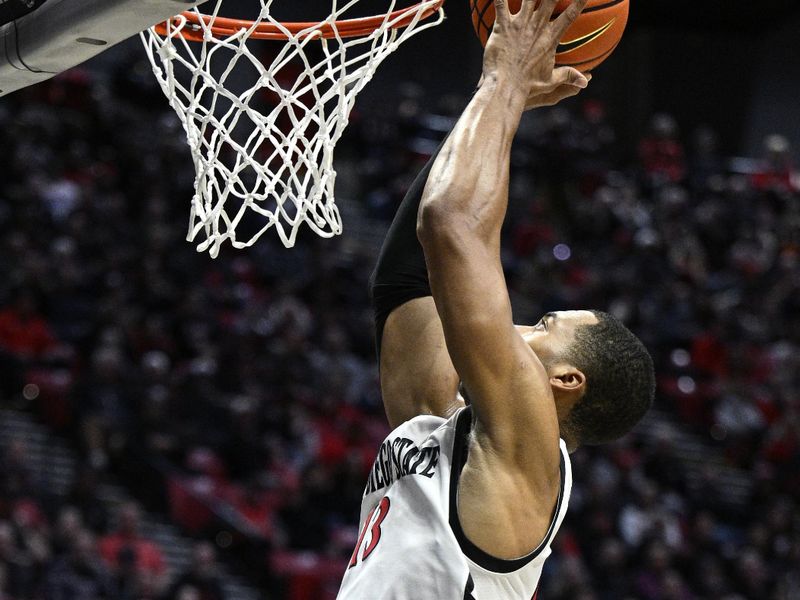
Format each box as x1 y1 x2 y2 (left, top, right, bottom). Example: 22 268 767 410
0 0 798 599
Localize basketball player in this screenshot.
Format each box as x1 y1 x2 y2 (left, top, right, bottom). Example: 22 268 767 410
337 0 654 598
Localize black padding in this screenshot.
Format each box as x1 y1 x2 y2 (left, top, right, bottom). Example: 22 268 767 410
370 135 449 357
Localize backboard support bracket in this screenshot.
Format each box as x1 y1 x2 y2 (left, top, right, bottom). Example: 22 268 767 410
0 0 204 96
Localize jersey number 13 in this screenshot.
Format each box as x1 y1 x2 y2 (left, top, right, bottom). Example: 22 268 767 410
348 497 391 569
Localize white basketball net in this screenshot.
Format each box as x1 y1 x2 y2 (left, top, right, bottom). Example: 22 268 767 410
141 0 444 258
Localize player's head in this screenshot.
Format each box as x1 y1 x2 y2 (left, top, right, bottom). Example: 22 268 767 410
519 310 654 448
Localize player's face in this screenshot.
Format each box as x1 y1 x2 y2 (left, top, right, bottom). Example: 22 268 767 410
516 310 599 365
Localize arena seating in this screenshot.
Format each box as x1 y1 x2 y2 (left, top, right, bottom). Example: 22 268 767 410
0 67 798 600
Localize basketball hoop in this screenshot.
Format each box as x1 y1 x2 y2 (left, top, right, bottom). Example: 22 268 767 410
141 1 445 258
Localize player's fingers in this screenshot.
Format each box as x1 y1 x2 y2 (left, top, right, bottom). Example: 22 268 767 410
554 83 584 101
552 0 589 39
528 0 560 23
550 66 589 90
532 81 585 108
493 0 511 24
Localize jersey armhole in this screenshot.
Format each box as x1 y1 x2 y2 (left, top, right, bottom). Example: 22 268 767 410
447 407 567 574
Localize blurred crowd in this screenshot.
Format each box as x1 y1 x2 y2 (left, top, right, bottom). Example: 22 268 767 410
0 60 798 600
0 432 227 600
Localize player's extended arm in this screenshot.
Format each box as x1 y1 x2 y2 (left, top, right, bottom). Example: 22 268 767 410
417 0 588 523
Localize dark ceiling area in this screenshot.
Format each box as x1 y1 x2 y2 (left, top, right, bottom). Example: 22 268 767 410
5 1 800 34
628 0 800 32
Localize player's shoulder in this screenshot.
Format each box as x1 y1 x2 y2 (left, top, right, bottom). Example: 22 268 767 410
390 406 466 442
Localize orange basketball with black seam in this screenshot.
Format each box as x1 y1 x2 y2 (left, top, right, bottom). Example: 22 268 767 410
471 0 629 73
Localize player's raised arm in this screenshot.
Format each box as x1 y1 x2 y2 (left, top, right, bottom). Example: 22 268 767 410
417 0 588 482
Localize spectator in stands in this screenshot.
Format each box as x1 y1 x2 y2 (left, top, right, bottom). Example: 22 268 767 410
52 506 84 557
618 480 683 550
73 346 136 470
0 438 40 502
166 541 226 600
0 519 34 600
591 537 631 600
751 134 798 192
176 587 202 600
98 502 166 597
638 113 686 184
0 70 798 600
110 545 147 600
6 501 50 598
0 287 57 360
0 287 58 400
43 529 114 600
65 466 109 534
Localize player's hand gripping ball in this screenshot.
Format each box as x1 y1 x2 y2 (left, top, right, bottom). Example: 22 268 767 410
472 0 629 72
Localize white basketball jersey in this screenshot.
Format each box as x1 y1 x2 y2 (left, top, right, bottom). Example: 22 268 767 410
336 406 572 600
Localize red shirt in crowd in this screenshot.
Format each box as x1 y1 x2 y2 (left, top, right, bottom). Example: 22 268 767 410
0 308 57 358
98 533 166 576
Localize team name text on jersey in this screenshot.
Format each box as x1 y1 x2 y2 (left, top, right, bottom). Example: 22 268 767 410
364 437 440 496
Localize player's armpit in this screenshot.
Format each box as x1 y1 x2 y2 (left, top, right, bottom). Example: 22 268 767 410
379 297 464 429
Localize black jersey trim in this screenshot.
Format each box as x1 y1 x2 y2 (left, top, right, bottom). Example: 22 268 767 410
448 407 567 574
463 573 476 600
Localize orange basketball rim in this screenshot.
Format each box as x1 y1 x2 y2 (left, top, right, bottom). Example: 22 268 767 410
154 1 447 42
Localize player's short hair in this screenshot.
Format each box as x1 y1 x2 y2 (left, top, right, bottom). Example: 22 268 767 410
562 310 654 445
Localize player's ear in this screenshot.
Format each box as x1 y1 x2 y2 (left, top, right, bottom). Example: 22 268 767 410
549 367 587 396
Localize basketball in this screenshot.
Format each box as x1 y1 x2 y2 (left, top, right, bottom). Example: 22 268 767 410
471 0 629 72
